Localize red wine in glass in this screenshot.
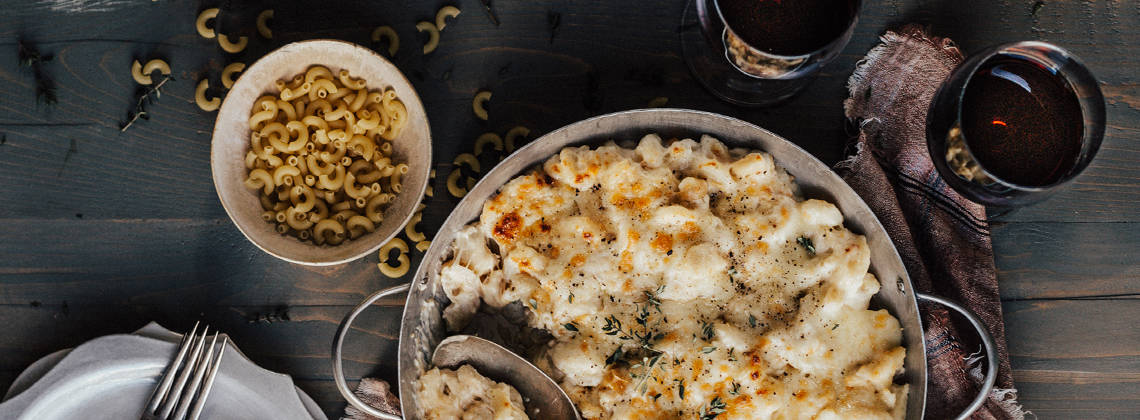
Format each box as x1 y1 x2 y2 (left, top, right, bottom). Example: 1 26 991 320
718 0 858 56
681 0 862 106
959 58 1084 187
927 42 1105 207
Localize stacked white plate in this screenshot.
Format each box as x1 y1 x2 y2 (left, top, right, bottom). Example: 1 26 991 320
0 322 327 420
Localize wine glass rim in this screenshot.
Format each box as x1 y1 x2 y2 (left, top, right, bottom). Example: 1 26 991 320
950 41 1104 192
710 0 864 59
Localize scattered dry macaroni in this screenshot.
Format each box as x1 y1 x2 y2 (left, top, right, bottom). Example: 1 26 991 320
435 5 461 31
446 168 469 198
504 126 530 153
218 34 249 54
433 134 909 419
452 153 480 173
221 62 245 89
472 91 491 121
242 66 409 246
416 21 440 54
378 237 411 277
195 79 220 111
256 9 274 39
371 26 399 56
196 8 219 39
405 212 425 242
474 133 503 156
131 59 170 85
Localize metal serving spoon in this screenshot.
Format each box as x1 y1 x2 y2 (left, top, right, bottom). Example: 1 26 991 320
432 335 581 420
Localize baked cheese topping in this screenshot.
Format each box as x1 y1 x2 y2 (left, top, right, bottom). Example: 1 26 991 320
416 365 529 419
436 134 908 419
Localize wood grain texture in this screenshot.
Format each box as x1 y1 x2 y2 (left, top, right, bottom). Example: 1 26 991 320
0 0 1138 419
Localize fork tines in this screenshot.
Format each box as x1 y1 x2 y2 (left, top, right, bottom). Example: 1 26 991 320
141 322 228 420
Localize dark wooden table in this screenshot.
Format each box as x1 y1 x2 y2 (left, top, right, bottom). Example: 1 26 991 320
1 0 1137 418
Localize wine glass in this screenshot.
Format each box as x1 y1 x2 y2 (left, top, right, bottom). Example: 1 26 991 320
926 41 1106 207
680 0 862 106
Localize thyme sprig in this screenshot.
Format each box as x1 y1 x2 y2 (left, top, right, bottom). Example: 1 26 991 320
479 0 499 26
699 396 727 420
120 74 175 132
797 236 816 256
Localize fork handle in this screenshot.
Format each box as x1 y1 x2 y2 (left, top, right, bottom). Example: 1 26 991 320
332 283 410 420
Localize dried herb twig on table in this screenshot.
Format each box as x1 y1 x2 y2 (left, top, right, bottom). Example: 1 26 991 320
480 0 500 26
120 74 175 132
547 11 561 44
17 39 57 105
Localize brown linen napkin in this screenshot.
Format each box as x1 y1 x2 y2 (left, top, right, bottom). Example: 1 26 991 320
837 25 1028 419
343 378 401 420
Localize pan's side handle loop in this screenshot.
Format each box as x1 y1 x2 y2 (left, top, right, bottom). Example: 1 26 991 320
916 293 998 420
333 283 412 420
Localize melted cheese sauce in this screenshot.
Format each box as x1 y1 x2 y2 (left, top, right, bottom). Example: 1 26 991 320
416 365 529 419
436 134 908 420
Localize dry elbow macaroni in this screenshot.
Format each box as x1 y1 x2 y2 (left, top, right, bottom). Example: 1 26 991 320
435 5 461 30
473 133 503 156
371 26 399 56
196 8 218 39
472 91 491 121
131 59 171 85
256 9 274 39
221 62 245 89
218 34 248 54
242 65 408 245
378 237 411 277
196 79 220 111
504 126 530 153
416 21 440 54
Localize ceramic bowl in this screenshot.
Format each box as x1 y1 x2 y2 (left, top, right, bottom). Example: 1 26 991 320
210 39 431 266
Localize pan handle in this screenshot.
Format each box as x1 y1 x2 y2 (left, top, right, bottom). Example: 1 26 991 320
333 283 412 420
916 293 998 420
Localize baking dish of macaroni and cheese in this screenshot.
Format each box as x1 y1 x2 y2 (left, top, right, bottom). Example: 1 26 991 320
332 109 999 420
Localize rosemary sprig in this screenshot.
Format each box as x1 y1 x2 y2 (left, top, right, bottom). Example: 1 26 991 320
121 74 175 132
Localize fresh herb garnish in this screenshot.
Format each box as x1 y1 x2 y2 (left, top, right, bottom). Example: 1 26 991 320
701 346 717 354
674 379 685 399
748 314 757 328
605 347 624 365
700 321 715 341
568 291 574 303
645 285 664 312
832 323 840 330
120 74 174 132
563 322 579 332
528 298 538 310
797 236 816 256
699 396 727 420
728 381 741 395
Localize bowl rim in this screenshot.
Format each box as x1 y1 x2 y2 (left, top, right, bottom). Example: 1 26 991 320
210 38 431 266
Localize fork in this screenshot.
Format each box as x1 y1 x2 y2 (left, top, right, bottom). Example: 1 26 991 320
140 322 228 420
